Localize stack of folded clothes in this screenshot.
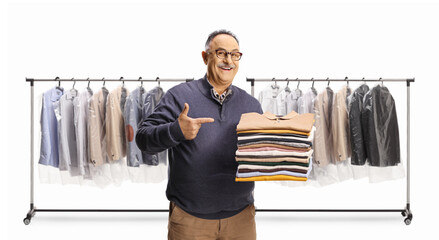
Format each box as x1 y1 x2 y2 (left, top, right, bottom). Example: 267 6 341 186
235 111 315 182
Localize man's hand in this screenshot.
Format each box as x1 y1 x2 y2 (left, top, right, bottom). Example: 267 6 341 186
178 103 214 140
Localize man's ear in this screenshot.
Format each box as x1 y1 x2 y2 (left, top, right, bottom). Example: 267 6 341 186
201 51 208 65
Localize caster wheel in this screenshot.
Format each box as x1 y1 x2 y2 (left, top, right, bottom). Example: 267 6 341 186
23 218 31 225
401 211 406 217
404 218 411 225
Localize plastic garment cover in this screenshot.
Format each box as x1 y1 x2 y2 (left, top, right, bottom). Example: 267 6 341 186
39 86 64 168
297 87 318 114
55 88 79 175
123 86 168 183
348 84 369 165
124 86 147 167
362 85 400 166
258 84 284 114
313 87 334 166
88 87 109 167
106 85 130 161
286 88 303 114
73 87 93 179
141 86 167 165
331 85 352 162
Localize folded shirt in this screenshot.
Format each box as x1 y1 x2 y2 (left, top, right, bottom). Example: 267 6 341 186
236 170 308 178
237 161 309 167
237 146 309 153
237 132 308 138
238 143 311 152
238 164 309 172
236 111 315 133
235 175 307 182
237 127 315 142
235 156 310 163
238 140 311 149
236 162 312 178
237 129 310 136
236 149 313 158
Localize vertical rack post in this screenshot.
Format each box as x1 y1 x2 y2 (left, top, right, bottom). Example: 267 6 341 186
24 78 36 225
403 79 413 224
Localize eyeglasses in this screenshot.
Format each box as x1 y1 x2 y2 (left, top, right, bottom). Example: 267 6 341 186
210 49 243 61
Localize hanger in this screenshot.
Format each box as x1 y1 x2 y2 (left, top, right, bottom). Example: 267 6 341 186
345 76 349 87
102 77 106 87
311 78 315 89
120 76 124 88
55 76 62 90
138 76 143 87
379 77 383 86
156 77 160 87
284 78 291 93
296 78 300 90
72 78 76 90
362 77 366 85
327 77 330 87
87 78 91 88
271 78 279 89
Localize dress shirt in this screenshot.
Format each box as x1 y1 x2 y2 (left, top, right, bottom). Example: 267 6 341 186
73 87 93 178
236 175 307 182
286 88 303 114
236 111 315 133
297 87 318 114
258 84 284 114
39 86 64 168
56 88 79 174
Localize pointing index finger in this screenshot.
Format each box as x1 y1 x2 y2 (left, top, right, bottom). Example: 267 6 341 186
194 118 215 124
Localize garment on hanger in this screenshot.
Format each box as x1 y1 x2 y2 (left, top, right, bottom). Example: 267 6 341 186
286 88 303 114
141 86 167 165
39 86 64 168
106 85 130 162
362 85 400 166
313 87 335 166
348 84 369 165
124 86 147 167
298 87 318 114
331 85 352 162
56 88 79 175
88 87 109 167
73 87 93 178
258 83 284 114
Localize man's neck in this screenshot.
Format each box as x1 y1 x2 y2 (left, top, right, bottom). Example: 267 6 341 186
207 76 231 95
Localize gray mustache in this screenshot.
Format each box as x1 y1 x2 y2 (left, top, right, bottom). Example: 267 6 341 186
217 63 235 69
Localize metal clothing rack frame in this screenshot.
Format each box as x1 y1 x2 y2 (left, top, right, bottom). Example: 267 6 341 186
24 76 414 225
246 77 414 225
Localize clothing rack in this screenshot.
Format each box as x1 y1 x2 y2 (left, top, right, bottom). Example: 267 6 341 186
247 77 414 225
24 76 414 226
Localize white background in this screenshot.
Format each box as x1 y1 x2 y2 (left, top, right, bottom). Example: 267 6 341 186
2 0 439 239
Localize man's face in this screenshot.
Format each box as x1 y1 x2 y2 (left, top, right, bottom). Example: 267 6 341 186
202 34 240 85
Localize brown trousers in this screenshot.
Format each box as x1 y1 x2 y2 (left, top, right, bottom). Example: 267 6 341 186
168 202 257 240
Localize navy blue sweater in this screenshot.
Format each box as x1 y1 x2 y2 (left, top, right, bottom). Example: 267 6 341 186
136 74 262 219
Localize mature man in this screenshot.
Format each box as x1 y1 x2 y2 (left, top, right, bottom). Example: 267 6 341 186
136 29 262 240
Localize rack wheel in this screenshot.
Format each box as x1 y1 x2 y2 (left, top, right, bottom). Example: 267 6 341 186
23 218 31 225
404 218 411 225
401 211 406 217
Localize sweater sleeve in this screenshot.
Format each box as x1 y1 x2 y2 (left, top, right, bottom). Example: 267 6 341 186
135 90 186 154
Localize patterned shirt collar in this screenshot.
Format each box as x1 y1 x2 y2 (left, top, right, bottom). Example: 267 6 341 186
206 78 232 105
